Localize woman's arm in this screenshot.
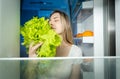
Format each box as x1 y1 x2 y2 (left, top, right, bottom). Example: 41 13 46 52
70 64 81 79
28 42 43 57
23 42 43 79
23 61 38 79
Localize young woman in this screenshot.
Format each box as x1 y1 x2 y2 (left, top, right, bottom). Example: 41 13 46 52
28 10 82 79
29 10 82 57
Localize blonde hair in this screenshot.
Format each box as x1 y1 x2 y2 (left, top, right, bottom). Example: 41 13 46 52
50 10 73 45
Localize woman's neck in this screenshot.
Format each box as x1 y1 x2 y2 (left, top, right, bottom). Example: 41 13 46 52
56 40 71 57
61 41 69 47
58 35 72 47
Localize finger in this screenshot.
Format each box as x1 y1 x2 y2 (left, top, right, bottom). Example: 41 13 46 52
33 42 43 50
29 42 34 48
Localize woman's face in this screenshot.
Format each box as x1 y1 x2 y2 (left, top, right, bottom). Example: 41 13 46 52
49 13 64 34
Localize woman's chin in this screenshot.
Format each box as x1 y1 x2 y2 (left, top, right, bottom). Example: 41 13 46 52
53 29 57 32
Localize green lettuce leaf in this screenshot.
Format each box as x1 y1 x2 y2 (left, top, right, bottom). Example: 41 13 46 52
20 17 62 57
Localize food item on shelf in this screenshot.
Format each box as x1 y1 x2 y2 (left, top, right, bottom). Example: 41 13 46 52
74 30 93 38
74 33 83 38
82 30 93 37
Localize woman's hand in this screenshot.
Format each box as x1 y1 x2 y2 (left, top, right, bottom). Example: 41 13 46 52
29 42 43 57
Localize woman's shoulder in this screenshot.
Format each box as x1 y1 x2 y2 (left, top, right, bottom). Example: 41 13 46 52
71 44 80 48
71 45 82 51
68 44 82 57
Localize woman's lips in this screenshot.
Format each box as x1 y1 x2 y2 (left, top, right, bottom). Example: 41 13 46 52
51 26 56 29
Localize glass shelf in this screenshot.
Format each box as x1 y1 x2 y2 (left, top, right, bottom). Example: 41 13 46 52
77 9 93 23
0 57 120 79
71 0 93 22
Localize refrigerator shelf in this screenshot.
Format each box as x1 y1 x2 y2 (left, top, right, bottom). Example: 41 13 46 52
74 36 94 43
72 0 93 22
83 36 94 43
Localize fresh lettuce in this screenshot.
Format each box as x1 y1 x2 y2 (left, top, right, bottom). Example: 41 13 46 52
20 17 62 57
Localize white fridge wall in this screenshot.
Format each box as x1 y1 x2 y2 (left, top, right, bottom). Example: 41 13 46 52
0 0 20 57
77 15 93 33
115 0 120 79
115 0 120 56
0 0 20 79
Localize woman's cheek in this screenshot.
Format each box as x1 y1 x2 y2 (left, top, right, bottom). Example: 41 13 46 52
57 28 64 34
56 24 64 34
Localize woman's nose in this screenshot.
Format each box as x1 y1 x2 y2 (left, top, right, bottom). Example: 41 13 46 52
49 21 54 26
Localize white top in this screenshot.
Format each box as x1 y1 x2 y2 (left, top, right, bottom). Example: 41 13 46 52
68 45 82 57
39 45 82 79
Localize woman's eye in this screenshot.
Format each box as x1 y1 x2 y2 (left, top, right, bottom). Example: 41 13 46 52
55 20 58 22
